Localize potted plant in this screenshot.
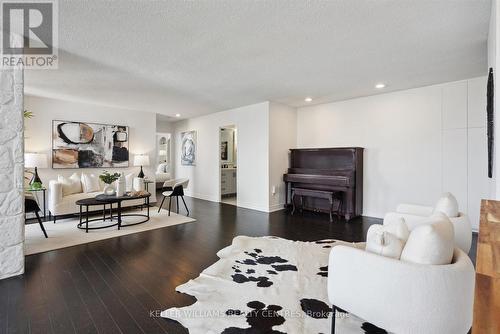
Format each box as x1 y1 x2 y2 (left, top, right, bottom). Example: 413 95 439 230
99 171 120 195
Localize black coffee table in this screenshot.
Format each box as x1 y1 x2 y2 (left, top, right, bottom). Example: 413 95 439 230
94 192 151 230
76 197 118 233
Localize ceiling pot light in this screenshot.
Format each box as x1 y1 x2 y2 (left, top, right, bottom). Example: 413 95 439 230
375 83 386 89
175 113 181 117
304 97 313 102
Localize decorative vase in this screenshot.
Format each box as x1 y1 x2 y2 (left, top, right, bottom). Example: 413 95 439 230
103 183 115 195
116 174 125 197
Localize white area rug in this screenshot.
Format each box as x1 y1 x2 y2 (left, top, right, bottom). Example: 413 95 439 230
25 209 196 255
162 236 388 334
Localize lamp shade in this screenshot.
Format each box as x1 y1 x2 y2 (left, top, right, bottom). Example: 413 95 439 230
133 154 150 167
25 153 48 168
158 150 167 156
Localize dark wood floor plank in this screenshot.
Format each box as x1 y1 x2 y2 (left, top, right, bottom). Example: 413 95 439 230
5 194 478 334
23 256 53 334
75 252 145 334
38 253 77 334
65 249 122 334
84 249 167 333
0 274 10 334
95 248 172 331
6 277 30 334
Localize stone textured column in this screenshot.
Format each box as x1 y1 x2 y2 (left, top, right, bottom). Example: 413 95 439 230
0 66 24 280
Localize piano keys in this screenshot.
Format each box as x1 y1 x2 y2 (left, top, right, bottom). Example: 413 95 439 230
283 147 363 221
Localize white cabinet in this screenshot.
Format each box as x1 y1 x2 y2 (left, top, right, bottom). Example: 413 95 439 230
221 168 237 195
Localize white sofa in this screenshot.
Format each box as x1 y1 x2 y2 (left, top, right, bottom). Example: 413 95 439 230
384 193 472 253
49 174 146 222
328 245 475 334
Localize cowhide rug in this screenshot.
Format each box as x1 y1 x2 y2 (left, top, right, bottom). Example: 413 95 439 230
162 236 388 334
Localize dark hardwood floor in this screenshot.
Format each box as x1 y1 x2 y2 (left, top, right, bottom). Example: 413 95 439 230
8 195 477 334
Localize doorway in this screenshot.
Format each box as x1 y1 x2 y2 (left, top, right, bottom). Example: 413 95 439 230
219 126 237 206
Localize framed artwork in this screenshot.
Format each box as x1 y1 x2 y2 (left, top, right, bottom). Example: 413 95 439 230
52 120 129 168
181 130 196 166
221 141 228 160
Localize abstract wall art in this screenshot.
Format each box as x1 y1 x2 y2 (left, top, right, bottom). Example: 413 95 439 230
52 120 129 168
181 130 196 166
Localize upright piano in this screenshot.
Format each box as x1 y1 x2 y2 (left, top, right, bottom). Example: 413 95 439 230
283 147 363 221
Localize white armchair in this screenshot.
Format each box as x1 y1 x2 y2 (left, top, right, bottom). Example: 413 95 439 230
384 202 472 253
328 245 475 334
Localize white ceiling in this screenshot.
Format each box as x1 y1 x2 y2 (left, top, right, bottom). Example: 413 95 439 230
25 0 491 119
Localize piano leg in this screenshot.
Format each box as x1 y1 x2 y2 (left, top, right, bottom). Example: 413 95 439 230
285 182 289 207
329 196 333 223
291 189 296 215
345 189 354 221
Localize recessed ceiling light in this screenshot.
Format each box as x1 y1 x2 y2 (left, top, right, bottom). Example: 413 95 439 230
304 97 313 102
175 113 181 117
375 83 386 89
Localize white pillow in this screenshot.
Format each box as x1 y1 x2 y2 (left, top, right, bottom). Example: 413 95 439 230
81 173 101 193
365 225 404 259
434 192 459 218
156 163 168 173
400 212 455 265
382 216 410 242
57 173 82 196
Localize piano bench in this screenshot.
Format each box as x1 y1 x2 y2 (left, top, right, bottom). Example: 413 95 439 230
291 188 342 222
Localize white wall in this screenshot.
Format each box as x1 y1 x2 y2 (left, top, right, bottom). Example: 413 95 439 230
173 102 270 211
297 77 489 229
269 102 297 211
24 95 157 203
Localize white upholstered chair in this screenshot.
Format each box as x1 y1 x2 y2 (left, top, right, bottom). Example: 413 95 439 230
384 193 472 253
157 178 189 216
383 193 472 253
328 246 475 334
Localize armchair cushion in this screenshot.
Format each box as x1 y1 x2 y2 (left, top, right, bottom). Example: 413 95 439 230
57 173 82 196
396 203 434 216
400 212 454 265
434 192 459 217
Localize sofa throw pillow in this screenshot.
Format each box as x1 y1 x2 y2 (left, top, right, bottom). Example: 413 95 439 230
382 216 410 242
81 173 101 193
400 212 455 265
365 225 404 259
434 192 459 218
156 163 168 174
57 173 82 196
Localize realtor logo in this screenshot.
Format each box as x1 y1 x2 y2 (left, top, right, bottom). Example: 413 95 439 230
1 0 58 69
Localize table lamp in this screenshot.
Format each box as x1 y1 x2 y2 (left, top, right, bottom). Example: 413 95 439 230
25 153 48 188
134 154 150 178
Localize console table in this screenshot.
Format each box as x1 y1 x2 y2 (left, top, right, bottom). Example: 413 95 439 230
472 199 500 334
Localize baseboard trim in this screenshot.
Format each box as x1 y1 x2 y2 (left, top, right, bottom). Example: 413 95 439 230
268 203 285 212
